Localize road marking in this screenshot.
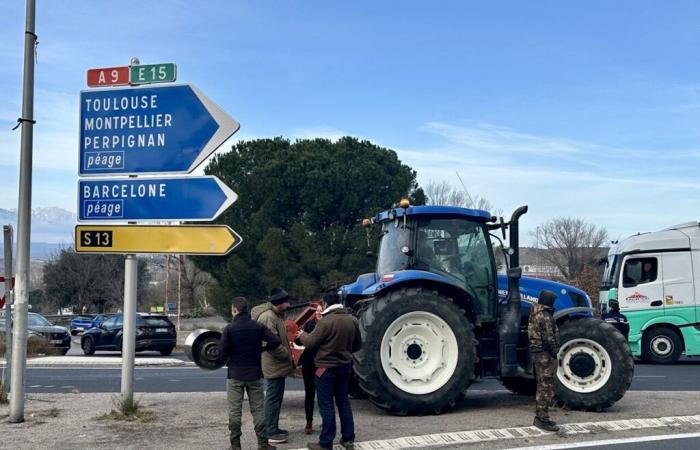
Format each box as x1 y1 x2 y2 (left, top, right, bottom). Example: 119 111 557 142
506 431 700 449
289 414 700 450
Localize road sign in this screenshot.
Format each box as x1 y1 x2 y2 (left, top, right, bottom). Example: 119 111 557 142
87 66 130 87
78 175 237 222
130 63 177 85
74 225 242 255
79 84 239 176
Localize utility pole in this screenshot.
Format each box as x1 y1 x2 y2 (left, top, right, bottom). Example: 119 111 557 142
2 225 14 391
176 255 182 331
164 254 170 314
10 0 36 423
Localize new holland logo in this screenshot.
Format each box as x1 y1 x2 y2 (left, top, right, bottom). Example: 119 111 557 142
626 291 649 303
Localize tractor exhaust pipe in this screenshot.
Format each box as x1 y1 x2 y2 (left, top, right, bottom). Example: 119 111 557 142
499 205 528 377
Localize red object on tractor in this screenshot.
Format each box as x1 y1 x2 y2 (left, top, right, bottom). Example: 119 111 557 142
285 301 320 366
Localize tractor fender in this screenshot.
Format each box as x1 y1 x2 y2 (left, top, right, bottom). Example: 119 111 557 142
361 270 465 298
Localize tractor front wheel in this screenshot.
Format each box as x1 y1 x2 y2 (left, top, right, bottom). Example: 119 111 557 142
555 318 633 411
353 287 476 415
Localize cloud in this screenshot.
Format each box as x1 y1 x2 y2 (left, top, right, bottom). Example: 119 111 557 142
397 121 700 243
290 126 350 141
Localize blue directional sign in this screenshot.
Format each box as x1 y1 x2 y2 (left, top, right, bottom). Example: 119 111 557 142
79 84 239 176
78 176 238 222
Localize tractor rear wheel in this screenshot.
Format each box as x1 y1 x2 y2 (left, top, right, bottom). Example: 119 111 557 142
353 287 476 415
555 317 633 411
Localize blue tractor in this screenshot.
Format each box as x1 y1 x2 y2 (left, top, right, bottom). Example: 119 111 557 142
340 202 633 415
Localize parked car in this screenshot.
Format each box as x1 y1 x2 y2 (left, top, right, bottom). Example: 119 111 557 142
80 313 177 356
0 312 71 355
70 315 95 335
91 314 112 328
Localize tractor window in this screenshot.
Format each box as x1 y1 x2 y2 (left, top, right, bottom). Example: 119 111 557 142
376 220 410 278
415 218 496 319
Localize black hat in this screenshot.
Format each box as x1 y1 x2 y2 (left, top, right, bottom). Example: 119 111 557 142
269 287 290 305
609 299 620 310
538 290 557 309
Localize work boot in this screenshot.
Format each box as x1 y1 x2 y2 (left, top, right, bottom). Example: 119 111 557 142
268 433 288 444
276 428 289 435
533 417 560 432
304 421 313 434
340 440 355 449
229 437 241 450
306 443 332 450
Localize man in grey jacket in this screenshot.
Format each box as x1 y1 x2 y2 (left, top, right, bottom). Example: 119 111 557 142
251 288 295 445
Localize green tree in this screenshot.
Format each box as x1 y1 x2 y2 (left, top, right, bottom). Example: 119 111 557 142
193 137 424 316
43 248 150 313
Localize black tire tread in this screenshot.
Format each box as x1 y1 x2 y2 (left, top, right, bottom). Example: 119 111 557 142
555 317 634 411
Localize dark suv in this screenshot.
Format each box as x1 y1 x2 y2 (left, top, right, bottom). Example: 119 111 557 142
80 313 176 356
1 312 71 355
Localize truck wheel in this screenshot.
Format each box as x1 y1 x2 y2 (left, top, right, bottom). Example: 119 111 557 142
641 327 682 364
555 318 633 411
353 287 476 415
500 376 536 396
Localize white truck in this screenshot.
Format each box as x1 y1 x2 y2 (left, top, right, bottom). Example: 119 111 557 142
600 221 700 363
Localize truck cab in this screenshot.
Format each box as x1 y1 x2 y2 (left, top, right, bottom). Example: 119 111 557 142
600 222 700 363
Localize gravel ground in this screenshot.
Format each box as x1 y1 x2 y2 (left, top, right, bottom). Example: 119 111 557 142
1 390 700 449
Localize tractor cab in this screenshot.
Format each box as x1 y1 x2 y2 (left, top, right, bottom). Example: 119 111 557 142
372 205 498 322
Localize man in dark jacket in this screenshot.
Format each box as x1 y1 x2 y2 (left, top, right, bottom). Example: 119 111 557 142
528 290 560 432
219 297 287 450
602 299 630 340
298 292 362 450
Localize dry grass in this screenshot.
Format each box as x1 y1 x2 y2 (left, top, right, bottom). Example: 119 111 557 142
95 395 155 422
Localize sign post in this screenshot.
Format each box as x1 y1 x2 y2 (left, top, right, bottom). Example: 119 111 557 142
79 57 241 409
120 254 137 406
2 225 13 392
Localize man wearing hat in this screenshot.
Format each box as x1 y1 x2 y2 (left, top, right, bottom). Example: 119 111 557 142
528 289 560 432
252 288 295 445
602 298 629 340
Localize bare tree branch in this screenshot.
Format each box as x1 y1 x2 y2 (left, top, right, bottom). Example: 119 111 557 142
531 216 608 282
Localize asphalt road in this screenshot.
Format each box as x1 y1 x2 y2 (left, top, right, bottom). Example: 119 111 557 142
20 357 700 394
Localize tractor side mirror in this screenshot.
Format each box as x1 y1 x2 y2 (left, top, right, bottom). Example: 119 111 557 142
507 267 522 279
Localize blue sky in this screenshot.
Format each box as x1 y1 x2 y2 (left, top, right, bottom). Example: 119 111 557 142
0 1 698 243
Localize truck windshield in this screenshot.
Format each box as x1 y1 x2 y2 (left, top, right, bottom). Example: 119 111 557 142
601 254 619 288
376 220 410 278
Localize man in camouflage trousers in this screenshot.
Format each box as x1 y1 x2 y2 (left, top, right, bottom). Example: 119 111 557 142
528 289 560 432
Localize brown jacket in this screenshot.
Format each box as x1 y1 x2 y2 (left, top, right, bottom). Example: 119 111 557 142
251 302 294 379
299 305 362 368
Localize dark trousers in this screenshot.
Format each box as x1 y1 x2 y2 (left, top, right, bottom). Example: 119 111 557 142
533 352 556 421
227 379 267 446
316 364 355 448
302 360 316 423
264 377 286 436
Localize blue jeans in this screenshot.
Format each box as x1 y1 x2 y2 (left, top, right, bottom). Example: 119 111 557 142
264 377 286 436
316 364 355 448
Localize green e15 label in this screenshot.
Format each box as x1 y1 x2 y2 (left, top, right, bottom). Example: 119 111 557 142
130 63 177 85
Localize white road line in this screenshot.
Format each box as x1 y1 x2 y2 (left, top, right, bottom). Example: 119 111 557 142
290 414 700 450
506 431 700 449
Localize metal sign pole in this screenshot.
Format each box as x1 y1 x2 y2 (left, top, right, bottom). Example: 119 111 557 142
2 225 14 390
9 0 36 423
121 254 137 405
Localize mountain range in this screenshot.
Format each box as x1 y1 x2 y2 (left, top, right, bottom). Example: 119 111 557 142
0 207 74 260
